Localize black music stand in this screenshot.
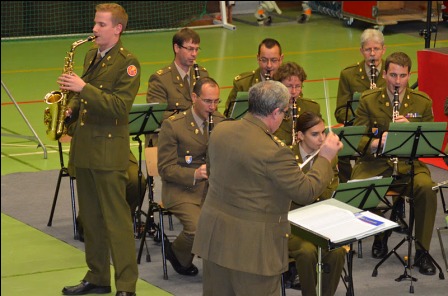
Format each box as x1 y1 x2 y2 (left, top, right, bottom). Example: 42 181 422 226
343 92 360 126
289 198 398 296
372 122 447 293
228 91 248 119
331 125 367 158
129 103 167 238
332 176 395 296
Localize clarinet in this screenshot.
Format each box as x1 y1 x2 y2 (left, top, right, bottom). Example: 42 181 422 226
193 62 200 80
264 69 271 80
370 59 377 89
391 86 400 178
291 98 298 145
208 112 214 136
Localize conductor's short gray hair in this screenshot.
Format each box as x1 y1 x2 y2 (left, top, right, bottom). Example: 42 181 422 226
248 81 289 116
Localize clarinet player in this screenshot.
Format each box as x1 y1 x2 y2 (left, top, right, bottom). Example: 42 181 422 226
351 52 437 275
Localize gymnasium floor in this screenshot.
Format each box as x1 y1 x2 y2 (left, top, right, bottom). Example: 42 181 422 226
2 8 448 296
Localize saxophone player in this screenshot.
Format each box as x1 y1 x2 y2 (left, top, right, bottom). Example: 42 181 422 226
272 61 321 145
352 52 437 276
58 4 140 296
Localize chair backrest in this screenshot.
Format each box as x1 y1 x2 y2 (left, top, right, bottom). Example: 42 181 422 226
145 147 159 177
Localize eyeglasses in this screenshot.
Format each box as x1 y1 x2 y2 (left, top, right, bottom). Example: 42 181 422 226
363 47 383 54
198 96 221 106
285 84 303 90
258 57 280 64
179 44 201 53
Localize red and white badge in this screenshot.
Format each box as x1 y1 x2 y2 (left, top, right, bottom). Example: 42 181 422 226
127 65 137 77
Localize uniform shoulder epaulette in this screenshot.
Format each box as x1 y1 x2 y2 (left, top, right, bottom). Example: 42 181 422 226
409 89 431 101
301 97 319 105
361 88 381 98
169 111 187 122
343 62 360 71
271 135 287 147
155 66 171 76
234 70 255 81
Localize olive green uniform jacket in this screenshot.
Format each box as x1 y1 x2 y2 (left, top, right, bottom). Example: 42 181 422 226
67 40 140 292
335 59 386 124
192 113 334 277
274 98 321 145
157 109 225 208
224 68 263 117
352 87 437 250
146 61 208 119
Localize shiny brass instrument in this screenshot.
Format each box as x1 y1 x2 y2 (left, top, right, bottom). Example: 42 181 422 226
291 98 298 145
44 35 96 140
264 69 271 80
391 86 400 177
370 58 377 89
193 62 200 80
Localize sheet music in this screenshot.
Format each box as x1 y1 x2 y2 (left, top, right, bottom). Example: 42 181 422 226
289 203 398 244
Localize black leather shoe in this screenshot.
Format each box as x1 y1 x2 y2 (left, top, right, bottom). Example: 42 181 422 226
116 292 136 296
164 240 198 276
371 234 389 259
62 280 111 295
414 251 436 275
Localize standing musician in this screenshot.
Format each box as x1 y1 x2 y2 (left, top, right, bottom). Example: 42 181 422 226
223 38 284 117
57 3 140 296
273 62 321 145
334 28 387 183
193 81 343 296
146 27 208 147
288 111 345 296
351 52 437 275
157 77 225 276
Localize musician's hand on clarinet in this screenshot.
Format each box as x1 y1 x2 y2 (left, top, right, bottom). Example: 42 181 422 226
319 132 343 162
393 115 409 123
194 164 208 180
370 131 388 153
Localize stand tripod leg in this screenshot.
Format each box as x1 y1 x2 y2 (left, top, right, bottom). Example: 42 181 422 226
412 240 446 280
372 237 407 277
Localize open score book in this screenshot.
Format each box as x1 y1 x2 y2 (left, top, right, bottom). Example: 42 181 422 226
288 199 398 244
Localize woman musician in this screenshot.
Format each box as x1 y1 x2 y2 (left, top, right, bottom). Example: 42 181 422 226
286 111 346 296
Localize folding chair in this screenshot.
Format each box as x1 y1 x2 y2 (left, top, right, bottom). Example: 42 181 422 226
137 147 174 280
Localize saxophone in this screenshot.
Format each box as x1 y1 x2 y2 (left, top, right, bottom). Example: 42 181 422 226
391 86 400 178
44 35 96 140
370 58 377 89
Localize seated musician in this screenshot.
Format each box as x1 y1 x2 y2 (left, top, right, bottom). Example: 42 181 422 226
288 111 346 296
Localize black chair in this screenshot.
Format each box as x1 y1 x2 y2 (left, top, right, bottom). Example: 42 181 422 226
47 136 78 240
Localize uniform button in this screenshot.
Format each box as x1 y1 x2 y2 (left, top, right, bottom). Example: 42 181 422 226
108 134 112 138
285 233 289 238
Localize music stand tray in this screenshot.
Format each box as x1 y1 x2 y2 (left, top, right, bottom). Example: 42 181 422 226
229 91 248 119
331 125 367 157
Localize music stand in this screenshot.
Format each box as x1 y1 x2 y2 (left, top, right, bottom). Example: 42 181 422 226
289 198 398 296
372 122 447 292
129 103 167 237
228 91 248 119
343 92 360 127
331 176 395 296
331 125 367 158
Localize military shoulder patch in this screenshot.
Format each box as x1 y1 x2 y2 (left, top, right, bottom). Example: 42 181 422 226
127 65 138 77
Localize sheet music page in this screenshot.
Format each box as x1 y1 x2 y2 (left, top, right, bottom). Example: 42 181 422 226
289 204 398 244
